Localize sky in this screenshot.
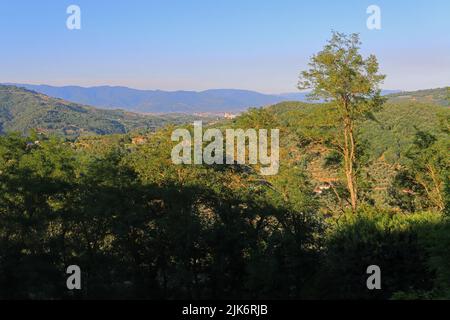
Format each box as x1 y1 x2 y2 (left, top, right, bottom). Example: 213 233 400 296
0 0 449 93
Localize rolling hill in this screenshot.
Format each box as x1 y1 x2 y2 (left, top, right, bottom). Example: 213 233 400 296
386 87 450 106
0 85 207 138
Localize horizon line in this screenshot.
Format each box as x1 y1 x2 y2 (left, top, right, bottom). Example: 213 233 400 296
3 82 439 96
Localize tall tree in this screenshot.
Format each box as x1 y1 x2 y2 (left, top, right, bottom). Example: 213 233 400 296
298 32 385 211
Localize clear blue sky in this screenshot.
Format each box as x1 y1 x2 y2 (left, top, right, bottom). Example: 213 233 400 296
0 0 449 93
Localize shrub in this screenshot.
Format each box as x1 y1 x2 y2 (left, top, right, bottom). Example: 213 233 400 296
315 207 442 299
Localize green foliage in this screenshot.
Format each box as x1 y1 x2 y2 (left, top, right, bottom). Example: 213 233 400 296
298 31 386 211
390 131 449 211
388 87 450 107
0 132 323 299
0 93 448 299
359 102 448 163
298 31 386 117
265 99 449 213
0 71 448 299
316 208 444 299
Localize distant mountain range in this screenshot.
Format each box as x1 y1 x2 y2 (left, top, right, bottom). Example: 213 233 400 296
0 85 206 137
4 83 402 114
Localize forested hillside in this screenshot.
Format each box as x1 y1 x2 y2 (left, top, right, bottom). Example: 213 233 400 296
0 85 208 138
0 31 448 300
0 92 448 299
387 88 450 106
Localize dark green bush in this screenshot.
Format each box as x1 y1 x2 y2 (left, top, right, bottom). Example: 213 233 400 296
314 207 444 299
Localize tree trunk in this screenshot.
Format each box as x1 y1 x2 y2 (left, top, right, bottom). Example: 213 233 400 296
343 114 358 212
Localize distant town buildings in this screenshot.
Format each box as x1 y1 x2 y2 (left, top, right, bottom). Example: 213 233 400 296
223 113 237 119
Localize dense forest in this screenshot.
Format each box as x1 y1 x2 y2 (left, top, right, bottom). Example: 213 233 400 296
0 34 449 300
